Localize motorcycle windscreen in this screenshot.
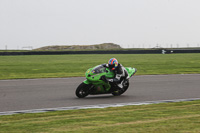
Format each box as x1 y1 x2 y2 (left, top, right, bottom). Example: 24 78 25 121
91 65 106 74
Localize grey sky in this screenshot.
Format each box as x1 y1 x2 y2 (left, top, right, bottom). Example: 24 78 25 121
1 0 200 50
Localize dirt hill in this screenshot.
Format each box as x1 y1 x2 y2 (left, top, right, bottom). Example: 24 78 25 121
35 43 122 50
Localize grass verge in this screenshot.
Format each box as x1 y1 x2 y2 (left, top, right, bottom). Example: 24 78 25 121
0 54 200 80
0 100 200 132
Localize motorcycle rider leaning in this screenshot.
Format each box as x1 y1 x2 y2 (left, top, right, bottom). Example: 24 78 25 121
102 58 129 91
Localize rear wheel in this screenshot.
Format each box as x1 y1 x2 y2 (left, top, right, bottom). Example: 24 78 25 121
76 82 91 98
112 79 129 96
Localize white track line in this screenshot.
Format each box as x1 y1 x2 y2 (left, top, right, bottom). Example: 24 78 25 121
0 98 200 116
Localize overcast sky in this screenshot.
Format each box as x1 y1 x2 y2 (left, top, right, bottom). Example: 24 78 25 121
1 0 200 50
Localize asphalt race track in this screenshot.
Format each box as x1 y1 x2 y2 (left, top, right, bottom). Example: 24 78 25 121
0 74 200 112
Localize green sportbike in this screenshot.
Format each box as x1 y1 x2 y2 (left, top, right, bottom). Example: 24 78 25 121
76 64 137 98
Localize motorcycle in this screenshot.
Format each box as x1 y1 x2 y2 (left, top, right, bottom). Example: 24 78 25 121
76 64 137 98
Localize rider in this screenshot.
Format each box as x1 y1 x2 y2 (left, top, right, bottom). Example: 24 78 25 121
102 58 129 90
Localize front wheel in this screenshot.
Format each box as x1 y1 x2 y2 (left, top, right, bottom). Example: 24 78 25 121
112 79 129 96
76 82 91 98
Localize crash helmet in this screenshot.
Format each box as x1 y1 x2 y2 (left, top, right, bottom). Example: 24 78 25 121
108 58 118 70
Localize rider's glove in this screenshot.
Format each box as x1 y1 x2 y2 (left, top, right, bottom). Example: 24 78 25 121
100 75 113 83
100 75 108 83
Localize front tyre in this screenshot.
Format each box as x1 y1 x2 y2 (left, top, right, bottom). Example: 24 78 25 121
76 82 91 98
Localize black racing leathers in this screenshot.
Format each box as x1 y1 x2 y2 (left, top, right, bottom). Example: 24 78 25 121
102 63 128 84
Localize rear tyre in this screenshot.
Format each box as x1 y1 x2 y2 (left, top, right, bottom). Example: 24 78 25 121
76 82 91 98
112 79 129 96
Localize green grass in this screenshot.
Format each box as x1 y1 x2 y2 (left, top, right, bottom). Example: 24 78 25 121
0 54 200 79
0 100 200 132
